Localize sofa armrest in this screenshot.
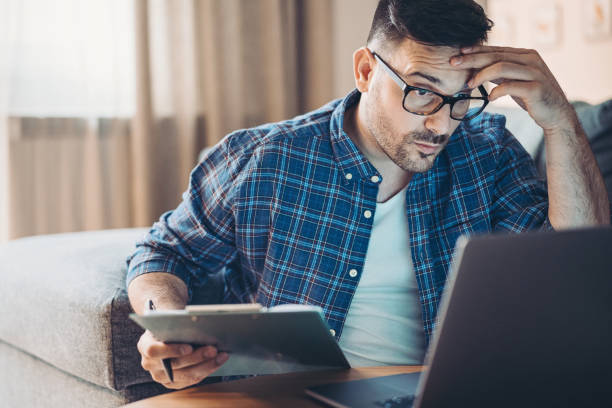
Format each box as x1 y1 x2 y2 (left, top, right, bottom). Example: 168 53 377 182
0 228 226 391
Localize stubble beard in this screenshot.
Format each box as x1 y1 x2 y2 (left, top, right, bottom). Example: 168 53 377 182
366 101 449 173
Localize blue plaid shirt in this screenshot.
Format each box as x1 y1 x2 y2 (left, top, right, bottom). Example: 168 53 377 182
127 89 551 343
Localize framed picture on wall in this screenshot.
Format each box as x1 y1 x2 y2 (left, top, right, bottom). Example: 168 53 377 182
531 1 562 48
583 0 612 40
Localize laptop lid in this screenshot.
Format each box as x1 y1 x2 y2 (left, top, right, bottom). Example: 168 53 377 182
415 227 612 407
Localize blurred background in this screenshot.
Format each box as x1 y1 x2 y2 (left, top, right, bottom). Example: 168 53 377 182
0 0 611 242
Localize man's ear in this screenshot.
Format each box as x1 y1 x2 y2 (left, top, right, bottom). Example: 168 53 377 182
353 47 376 93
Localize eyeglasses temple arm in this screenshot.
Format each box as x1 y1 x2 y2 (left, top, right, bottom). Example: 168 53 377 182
372 52 407 92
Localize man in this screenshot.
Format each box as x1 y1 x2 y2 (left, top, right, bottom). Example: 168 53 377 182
127 0 610 390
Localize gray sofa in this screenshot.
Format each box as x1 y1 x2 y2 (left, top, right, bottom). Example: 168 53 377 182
0 229 224 407
1 103 611 407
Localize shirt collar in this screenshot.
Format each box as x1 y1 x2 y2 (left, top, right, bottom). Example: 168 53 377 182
329 89 381 184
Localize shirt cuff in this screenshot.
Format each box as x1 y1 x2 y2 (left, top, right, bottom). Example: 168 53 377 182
125 251 193 301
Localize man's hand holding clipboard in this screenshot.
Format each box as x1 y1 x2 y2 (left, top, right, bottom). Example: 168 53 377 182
131 302 350 384
136 299 229 390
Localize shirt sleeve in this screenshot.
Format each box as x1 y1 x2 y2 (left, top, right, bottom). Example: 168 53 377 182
491 129 554 233
125 135 253 300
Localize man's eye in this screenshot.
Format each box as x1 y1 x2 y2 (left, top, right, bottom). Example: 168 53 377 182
416 89 432 96
455 93 470 98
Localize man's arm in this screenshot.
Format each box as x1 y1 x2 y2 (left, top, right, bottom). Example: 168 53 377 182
452 45 610 228
542 114 610 227
128 271 229 390
125 139 250 389
127 272 188 314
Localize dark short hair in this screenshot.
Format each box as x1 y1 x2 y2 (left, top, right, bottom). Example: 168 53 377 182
366 0 493 50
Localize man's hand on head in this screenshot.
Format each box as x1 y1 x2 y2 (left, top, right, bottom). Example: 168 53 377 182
449 45 577 134
450 45 610 227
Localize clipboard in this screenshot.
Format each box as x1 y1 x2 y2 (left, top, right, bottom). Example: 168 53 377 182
129 303 351 377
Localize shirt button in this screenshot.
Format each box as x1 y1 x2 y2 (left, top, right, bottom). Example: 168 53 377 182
330 329 336 337
364 210 372 219
370 175 380 183
345 173 353 180
349 269 358 278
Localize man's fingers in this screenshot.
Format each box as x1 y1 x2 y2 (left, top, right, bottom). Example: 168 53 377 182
157 352 230 389
161 381 186 390
137 330 193 359
136 330 229 390
451 51 534 70
461 45 534 54
171 345 218 370
171 352 230 384
150 368 172 384
145 342 193 359
488 80 538 102
468 61 541 89
216 352 230 366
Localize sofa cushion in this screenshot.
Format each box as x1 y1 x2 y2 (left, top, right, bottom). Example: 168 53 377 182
0 227 228 391
484 104 543 158
0 228 155 390
0 339 172 407
572 100 612 138
487 99 612 209
535 99 612 202
0 227 230 391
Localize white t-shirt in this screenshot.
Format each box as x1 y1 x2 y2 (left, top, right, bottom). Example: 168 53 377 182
338 187 427 366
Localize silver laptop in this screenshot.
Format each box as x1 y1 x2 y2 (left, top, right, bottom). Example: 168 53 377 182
305 227 612 407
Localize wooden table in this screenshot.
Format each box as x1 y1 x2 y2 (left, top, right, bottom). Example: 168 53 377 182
123 366 424 407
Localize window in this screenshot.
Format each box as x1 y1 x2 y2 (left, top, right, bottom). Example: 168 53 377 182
3 0 135 117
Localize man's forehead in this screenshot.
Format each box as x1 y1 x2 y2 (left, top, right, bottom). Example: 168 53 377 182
391 39 473 91
401 39 458 63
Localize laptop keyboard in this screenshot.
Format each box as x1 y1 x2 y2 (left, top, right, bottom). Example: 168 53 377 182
374 395 415 408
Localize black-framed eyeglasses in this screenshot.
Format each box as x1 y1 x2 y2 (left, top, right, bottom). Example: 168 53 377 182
372 51 489 121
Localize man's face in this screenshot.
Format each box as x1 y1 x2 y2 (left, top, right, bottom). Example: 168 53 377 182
361 39 474 173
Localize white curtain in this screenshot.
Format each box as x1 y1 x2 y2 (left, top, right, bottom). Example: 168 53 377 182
0 0 16 242
0 0 136 240
0 0 335 242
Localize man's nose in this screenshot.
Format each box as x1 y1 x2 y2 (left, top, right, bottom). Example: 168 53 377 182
424 104 453 137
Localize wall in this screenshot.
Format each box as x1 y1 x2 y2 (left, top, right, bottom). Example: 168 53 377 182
487 0 612 105
331 0 612 105
332 0 378 98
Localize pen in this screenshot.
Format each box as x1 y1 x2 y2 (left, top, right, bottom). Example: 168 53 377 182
147 299 174 383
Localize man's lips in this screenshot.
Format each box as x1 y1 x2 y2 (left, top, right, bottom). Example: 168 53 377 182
414 142 441 155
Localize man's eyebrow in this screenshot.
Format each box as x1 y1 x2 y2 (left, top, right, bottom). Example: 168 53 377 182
406 71 442 85
405 71 473 94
